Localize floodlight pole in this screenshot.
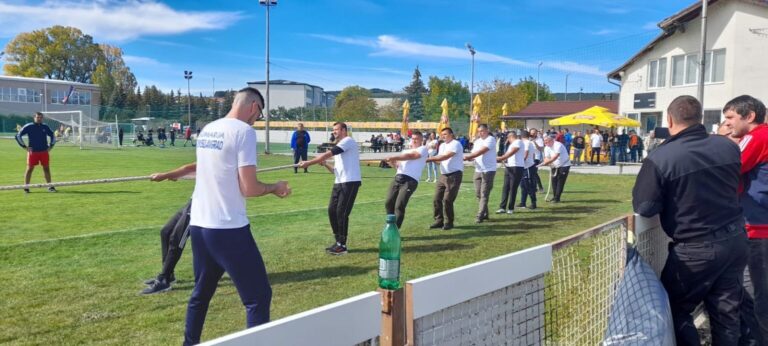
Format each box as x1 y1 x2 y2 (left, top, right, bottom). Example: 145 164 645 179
184 70 193 129
260 0 277 154
565 74 570 101
536 62 543 102
466 43 476 116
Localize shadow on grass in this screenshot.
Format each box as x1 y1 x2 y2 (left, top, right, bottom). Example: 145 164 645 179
403 229 530 242
172 265 375 290
354 242 475 254
514 215 576 223
58 190 141 194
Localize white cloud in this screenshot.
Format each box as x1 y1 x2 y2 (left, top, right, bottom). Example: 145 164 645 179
591 29 619 36
123 55 165 67
0 1 244 41
312 34 607 76
642 21 658 31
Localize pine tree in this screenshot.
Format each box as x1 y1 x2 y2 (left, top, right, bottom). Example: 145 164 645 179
404 66 429 120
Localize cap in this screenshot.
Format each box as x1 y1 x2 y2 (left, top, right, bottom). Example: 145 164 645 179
386 214 396 223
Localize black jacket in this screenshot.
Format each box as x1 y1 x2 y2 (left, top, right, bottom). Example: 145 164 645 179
632 124 742 241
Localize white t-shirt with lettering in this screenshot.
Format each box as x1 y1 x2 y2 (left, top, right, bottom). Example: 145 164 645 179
472 136 498 172
333 136 361 184
397 145 429 180
524 140 535 168
191 118 257 229
439 139 464 174
544 141 572 168
505 139 526 167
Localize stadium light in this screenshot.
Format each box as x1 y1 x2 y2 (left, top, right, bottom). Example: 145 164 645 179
260 0 277 154
184 70 193 129
466 43 476 116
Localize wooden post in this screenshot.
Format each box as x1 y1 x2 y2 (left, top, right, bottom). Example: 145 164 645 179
404 283 415 346
378 288 405 346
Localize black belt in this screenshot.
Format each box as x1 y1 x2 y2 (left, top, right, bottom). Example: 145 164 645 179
443 170 462 177
676 222 744 243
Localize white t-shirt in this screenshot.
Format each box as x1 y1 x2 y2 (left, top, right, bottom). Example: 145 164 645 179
472 136 498 172
590 133 603 148
397 145 429 180
333 136 361 184
544 141 572 168
524 140 535 168
505 139 526 167
533 137 544 160
191 118 257 229
439 139 464 174
427 139 438 154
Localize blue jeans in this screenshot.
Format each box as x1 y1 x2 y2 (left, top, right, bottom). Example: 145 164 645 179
426 151 438 181
184 225 272 345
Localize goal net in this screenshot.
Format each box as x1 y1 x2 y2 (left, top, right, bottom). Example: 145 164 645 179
42 111 119 149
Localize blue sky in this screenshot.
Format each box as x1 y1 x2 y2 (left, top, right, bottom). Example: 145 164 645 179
0 0 698 95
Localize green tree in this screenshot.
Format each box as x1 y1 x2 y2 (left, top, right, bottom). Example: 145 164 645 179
333 86 376 121
3 26 104 83
403 66 428 120
476 79 529 130
377 98 405 120
516 76 555 105
423 76 470 123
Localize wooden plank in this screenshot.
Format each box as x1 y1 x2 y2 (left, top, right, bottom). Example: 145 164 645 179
405 244 552 320
405 284 416 346
200 292 381 346
378 288 405 346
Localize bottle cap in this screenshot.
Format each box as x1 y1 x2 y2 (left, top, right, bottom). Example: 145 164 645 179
386 214 396 223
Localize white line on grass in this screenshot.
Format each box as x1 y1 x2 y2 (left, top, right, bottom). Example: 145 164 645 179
5 192 435 247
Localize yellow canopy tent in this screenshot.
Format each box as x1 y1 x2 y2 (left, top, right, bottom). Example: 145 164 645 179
437 98 451 133
468 95 482 138
549 106 640 127
401 99 410 135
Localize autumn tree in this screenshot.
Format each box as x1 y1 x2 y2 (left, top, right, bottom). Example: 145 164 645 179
475 79 529 130
516 76 555 105
333 86 376 121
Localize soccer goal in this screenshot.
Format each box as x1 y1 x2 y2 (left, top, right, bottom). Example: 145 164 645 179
43 111 120 149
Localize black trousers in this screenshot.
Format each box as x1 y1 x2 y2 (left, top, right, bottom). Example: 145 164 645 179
550 166 570 202
741 238 768 345
532 160 543 190
293 147 308 172
591 147 601 163
385 174 419 229
520 167 537 207
433 171 463 226
499 166 523 210
662 227 748 346
159 200 192 280
328 182 360 245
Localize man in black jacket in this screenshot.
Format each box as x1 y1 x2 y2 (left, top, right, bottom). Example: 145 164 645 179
633 95 748 345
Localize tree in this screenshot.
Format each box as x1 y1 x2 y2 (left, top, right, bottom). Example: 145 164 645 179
333 86 376 121
403 66 428 120
516 77 555 105
423 76 470 123
476 79 529 130
3 26 104 83
377 98 405 120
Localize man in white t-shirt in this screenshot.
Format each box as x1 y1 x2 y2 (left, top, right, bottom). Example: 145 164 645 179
539 135 572 203
383 131 428 229
153 88 291 345
463 124 497 223
518 131 538 210
590 129 603 165
426 127 464 230
496 131 526 214
299 122 361 255
530 129 545 191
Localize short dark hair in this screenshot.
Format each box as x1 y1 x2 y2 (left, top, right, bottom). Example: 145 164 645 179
411 130 423 138
478 124 489 131
521 131 530 139
238 87 265 108
723 95 766 124
667 95 702 126
333 122 347 131
441 127 454 135
34 112 44 117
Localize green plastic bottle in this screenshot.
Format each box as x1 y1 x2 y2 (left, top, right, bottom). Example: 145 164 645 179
378 214 401 290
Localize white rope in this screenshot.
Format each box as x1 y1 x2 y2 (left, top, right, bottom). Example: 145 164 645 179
0 164 298 191
545 167 553 202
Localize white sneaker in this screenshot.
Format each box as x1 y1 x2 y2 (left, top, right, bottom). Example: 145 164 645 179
507 210 514 215
495 209 506 214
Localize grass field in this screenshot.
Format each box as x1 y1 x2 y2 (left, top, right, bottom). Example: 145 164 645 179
0 138 636 345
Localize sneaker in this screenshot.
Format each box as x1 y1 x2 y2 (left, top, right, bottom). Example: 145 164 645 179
144 274 175 286
515 204 526 209
48 186 57 193
442 224 454 231
496 208 506 214
23 188 30 194
529 205 538 210
325 243 338 252
429 222 444 229
507 210 514 215
141 279 171 295
475 218 483 224
327 243 348 255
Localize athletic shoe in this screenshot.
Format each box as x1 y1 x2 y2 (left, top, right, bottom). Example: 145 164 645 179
327 243 348 255
429 222 444 229
325 243 338 252
48 187 57 193
144 274 175 286
507 210 514 215
529 205 538 210
496 209 506 214
515 204 526 209
141 279 171 295
23 188 29 194
442 224 454 231
475 218 483 224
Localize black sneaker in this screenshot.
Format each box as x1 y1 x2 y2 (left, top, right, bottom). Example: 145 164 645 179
429 222 444 229
515 204 526 209
23 188 30 194
325 243 338 252
141 279 171 295
529 205 537 210
442 224 454 230
144 274 175 285
48 186 57 193
327 243 348 255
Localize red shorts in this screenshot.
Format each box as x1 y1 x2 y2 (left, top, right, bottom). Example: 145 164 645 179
27 151 50 166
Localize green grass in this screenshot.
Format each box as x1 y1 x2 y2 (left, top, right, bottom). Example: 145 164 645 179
0 138 636 345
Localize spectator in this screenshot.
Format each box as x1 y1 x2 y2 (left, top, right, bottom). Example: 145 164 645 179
617 129 629 162
425 132 439 182
564 129 573 155
628 130 640 162
572 131 585 166
15 112 56 193
291 123 311 173
590 129 603 165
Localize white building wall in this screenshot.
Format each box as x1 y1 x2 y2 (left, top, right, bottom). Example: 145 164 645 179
616 0 768 132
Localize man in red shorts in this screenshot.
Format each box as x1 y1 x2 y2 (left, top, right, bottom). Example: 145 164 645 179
15 112 56 193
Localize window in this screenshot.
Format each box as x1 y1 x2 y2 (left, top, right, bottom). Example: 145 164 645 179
0 87 41 103
51 89 91 105
703 110 722 132
648 58 667 88
671 49 726 86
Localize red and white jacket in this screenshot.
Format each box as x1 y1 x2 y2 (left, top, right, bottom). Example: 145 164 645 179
739 123 768 239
